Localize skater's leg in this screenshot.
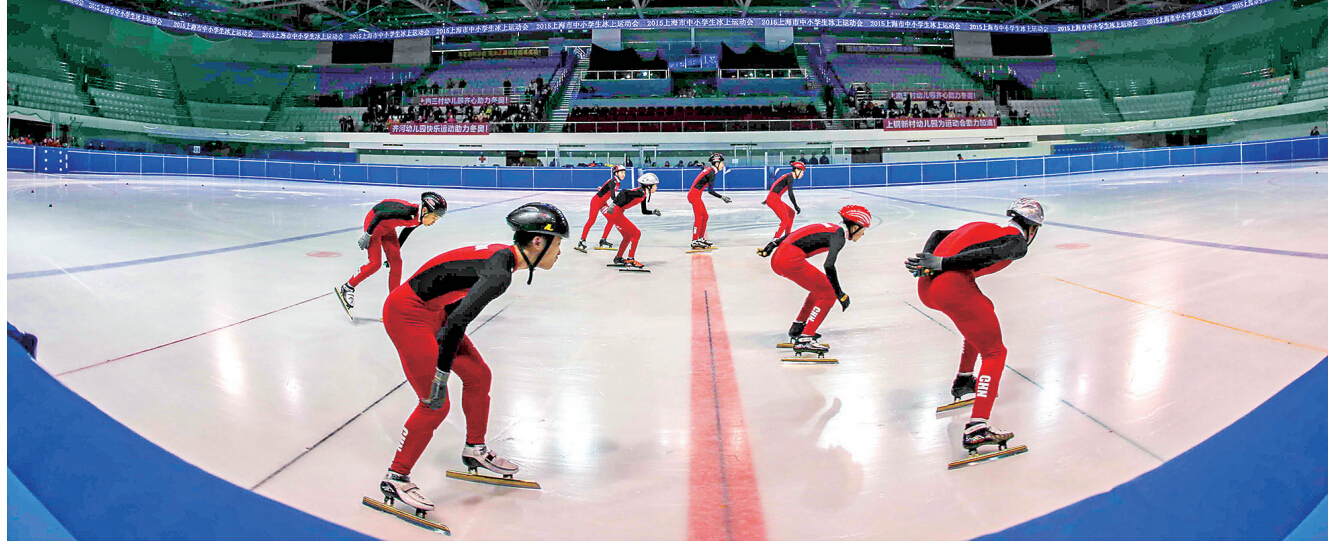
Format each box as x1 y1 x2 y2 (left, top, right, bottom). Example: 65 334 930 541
959 339 979 374
383 293 450 476
688 190 708 240
600 211 616 241
780 258 836 336
452 336 493 445
381 231 403 291
348 234 384 288
771 201 794 239
616 216 642 257
941 291 1006 420
581 196 604 241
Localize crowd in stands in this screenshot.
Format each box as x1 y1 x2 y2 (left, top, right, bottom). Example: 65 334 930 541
846 95 1034 128
8 136 67 147
564 103 821 133
351 77 553 133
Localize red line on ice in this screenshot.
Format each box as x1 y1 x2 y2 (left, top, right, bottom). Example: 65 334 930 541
688 254 767 541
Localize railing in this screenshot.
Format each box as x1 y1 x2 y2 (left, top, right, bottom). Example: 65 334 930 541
718 68 807 79
86 75 177 100
558 118 832 132
580 70 670 81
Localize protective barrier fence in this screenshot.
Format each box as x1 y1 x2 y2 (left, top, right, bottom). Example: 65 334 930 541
9 135 1328 191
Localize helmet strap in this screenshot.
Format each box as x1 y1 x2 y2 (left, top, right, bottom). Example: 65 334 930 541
521 235 553 285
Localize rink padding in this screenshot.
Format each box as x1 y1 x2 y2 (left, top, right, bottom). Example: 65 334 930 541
10 134 1328 191
982 355 1328 540
5 325 376 540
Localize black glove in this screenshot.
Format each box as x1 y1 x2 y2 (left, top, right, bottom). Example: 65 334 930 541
794 205 802 215
383 261 390 269
721 196 732 204
357 233 372 250
423 368 449 409
838 293 851 311
905 252 943 276
653 209 662 216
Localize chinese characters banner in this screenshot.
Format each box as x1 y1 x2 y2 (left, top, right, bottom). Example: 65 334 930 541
884 117 998 130
414 95 510 106
889 90 980 101
390 123 491 135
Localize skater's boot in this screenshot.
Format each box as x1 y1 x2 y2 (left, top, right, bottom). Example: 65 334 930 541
597 238 615 249
756 239 778 257
335 283 355 309
611 256 627 267
380 470 434 512
951 373 977 401
691 239 709 250
623 258 645 269
793 334 830 353
962 420 1014 453
574 239 589 253
788 321 806 342
462 443 519 476
699 238 714 248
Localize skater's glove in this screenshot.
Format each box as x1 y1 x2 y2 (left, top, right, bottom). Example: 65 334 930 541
794 205 802 215
424 369 450 409
838 293 851 311
721 196 732 204
357 233 372 250
383 260 390 269
653 209 662 217
905 252 943 276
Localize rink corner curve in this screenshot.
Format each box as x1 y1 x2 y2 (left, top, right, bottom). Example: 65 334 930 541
5 322 376 541
980 355 1328 541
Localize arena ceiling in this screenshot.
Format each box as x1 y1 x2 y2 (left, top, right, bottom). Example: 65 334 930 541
97 0 1232 34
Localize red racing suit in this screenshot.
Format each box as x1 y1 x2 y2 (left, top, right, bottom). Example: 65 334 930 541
348 199 423 290
770 222 849 337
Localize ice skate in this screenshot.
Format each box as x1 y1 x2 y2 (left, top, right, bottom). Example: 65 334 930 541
595 238 616 250
574 239 588 253
446 444 541 489
607 256 628 267
618 258 651 273
949 421 1028 469
333 283 355 321
781 335 837 364
937 373 977 413
777 323 828 349
688 238 717 253
362 471 449 533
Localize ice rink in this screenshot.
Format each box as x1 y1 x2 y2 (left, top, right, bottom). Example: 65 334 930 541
7 162 1328 540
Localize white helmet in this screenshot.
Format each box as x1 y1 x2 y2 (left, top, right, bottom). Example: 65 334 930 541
638 173 660 186
1007 197 1044 226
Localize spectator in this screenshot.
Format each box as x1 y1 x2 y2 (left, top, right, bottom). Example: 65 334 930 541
625 157 633 167
957 154 964 160
1312 126 1321 136
1022 110 1031 126
799 154 807 164
458 79 467 89
819 153 829 165
965 104 973 117
559 49 568 67
664 161 671 168
479 154 486 166
503 79 512 95
446 78 455 89
976 108 986 117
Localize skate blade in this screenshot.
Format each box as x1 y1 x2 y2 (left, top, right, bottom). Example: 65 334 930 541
776 342 831 348
781 357 838 365
573 247 588 253
362 497 450 535
947 444 1028 470
619 268 651 273
446 470 541 489
686 247 719 253
594 246 616 250
936 398 975 414
334 288 353 322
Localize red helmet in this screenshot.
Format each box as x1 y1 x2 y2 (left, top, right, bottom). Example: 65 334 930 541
839 205 872 228
790 161 806 170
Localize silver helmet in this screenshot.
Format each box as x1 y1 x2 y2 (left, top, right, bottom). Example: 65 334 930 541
1007 197 1044 226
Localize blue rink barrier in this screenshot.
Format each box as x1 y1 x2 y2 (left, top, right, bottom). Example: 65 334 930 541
8 136 1328 190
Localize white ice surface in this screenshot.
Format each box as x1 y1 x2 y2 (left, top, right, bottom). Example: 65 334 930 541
7 162 1327 539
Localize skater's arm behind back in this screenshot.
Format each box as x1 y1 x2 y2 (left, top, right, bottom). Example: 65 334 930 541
433 253 514 372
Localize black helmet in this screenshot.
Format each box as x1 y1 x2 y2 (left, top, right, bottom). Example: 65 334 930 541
506 202 569 285
506 202 570 238
421 192 447 216
709 152 724 164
